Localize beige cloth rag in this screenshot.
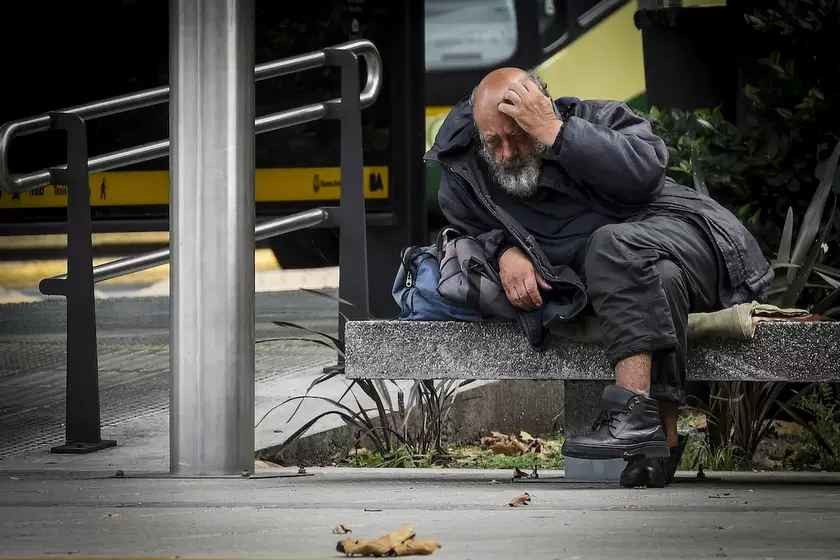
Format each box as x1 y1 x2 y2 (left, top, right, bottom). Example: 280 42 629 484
548 301 813 345
687 301 812 340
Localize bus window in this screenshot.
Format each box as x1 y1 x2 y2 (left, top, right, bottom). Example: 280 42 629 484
425 0 518 71
577 0 625 28
538 0 569 52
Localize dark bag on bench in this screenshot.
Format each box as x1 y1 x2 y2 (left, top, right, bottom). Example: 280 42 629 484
392 227 517 321
437 227 517 320
392 241 481 322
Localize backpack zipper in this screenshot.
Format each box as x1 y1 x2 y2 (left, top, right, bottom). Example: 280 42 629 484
401 246 417 288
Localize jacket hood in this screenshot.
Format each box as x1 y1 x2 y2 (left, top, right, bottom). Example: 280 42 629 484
424 96 581 163
424 98 475 163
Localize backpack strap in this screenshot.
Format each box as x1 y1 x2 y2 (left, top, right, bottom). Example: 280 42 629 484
466 260 482 311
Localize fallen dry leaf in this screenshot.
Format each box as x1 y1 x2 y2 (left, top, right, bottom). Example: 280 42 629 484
508 492 531 507
336 524 441 557
337 524 414 556
332 524 353 534
482 432 530 456
392 539 442 556
490 440 528 456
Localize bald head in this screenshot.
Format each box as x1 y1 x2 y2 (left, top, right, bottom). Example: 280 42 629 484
470 68 552 198
472 67 530 134
473 68 528 124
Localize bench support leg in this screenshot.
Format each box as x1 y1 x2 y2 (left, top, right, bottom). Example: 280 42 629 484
563 380 610 437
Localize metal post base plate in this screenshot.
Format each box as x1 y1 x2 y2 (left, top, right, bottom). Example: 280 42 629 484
564 456 626 482
51 440 117 454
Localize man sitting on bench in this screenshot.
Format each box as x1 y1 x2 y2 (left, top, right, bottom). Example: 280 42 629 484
424 67 772 480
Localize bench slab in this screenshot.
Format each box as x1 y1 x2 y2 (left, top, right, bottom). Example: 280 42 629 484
345 320 840 382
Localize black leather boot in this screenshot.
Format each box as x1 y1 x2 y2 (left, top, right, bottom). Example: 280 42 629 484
562 385 669 460
620 433 688 487
620 454 667 488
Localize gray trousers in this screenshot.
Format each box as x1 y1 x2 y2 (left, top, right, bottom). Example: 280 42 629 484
582 214 720 404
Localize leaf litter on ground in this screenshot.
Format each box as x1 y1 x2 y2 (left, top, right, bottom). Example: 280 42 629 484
480 431 547 456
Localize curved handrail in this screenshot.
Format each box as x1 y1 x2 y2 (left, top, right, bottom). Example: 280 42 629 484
0 39 381 193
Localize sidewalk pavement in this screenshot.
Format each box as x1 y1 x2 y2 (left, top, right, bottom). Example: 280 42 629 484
1 467 840 559
0 286 393 471
2 282 840 558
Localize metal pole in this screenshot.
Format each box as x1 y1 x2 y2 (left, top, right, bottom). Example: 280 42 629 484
170 0 255 475
40 113 115 454
324 48 370 345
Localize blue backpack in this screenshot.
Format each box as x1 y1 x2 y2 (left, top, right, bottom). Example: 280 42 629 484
391 243 482 321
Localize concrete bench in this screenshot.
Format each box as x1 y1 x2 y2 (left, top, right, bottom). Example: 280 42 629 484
346 320 840 457
346 320 840 383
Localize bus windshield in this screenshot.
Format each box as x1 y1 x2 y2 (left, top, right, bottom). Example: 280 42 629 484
425 0 518 71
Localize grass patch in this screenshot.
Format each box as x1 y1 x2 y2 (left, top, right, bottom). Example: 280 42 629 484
339 401 840 473
341 433 566 469
677 397 840 472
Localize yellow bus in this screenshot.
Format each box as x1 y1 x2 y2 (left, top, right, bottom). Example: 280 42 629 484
424 0 648 217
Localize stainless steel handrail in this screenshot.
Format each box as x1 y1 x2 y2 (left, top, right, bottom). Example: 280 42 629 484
50 208 330 284
0 39 381 193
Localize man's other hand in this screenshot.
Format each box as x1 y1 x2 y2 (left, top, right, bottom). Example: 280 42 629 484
498 246 552 311
497 80 562 147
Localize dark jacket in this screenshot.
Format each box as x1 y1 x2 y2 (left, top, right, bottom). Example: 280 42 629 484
425 97 773 310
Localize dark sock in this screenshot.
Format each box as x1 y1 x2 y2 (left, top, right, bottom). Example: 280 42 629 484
665 434 688 483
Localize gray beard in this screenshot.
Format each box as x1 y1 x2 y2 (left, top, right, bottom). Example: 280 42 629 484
479 142 546 198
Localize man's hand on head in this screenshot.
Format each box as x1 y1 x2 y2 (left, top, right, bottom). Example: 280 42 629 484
497 80 563 147
498 246 552 311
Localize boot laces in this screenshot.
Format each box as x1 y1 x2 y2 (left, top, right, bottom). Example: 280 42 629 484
591 410 608 431
609 411 625 432
592 398 637 432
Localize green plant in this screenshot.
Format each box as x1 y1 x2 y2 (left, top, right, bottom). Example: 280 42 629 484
254 300 472 463
680 431 746 471
646 1 840 469
696 381 836 466
763 139 840 310
645 1 840 262
786 385 840 471
341 434 568 470
674 143 840 468
646 105 753 201
343 445 446 468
